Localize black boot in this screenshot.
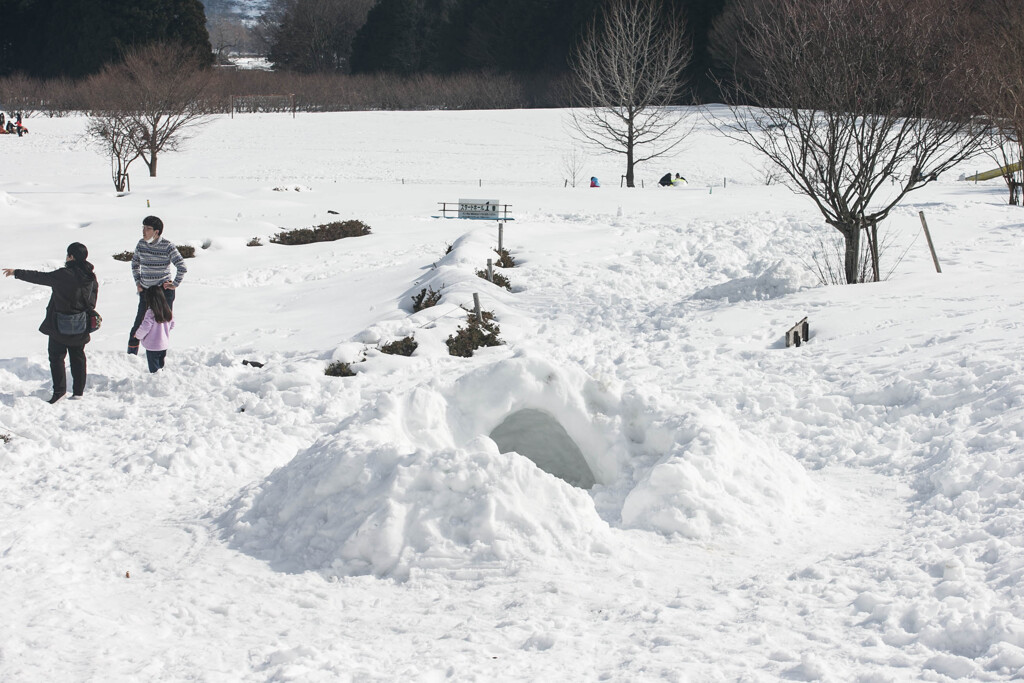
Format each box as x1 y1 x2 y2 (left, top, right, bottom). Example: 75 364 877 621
47 391 66 404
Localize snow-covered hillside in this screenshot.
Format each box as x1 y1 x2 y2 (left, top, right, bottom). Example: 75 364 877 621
0 109 1022 681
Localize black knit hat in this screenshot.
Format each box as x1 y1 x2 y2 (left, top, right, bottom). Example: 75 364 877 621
67 242 89 262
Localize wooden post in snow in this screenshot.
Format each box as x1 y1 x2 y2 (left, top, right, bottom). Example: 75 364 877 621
473 293 482 322
918 211 942 274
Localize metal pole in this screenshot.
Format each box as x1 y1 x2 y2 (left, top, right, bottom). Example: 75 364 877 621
498 223 504 253
918 211 942 273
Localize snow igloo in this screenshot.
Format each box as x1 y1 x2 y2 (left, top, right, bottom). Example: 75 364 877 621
446 357 619 489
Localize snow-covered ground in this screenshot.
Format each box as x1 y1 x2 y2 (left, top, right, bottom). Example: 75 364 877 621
0 109 1022 681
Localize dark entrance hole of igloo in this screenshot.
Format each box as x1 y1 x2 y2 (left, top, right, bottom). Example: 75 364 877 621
489 409 596 489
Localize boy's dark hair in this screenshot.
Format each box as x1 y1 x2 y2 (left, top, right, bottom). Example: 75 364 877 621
66 242 88 262
144 286 173 323
143 215 164 235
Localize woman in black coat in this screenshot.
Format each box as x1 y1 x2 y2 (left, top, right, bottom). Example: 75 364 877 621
3 242 99 403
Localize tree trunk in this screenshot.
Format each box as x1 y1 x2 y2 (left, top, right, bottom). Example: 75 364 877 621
625 118 635 188
148 151 158 177
842 225 860 284
868 222 880 282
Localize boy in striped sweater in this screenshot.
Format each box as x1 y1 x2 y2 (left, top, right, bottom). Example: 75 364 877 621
127 215 187 355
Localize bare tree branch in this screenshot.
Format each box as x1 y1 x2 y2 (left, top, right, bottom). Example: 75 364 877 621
86 42 213 179
974 0 1024 205
569 0 694 188
714 0 989 284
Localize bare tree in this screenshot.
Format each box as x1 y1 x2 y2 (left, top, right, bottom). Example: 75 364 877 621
974 0 1024 205
561 145 585 188
87 42 213 178
715 0 989 284
84 63 144 191
86 116 143 192
568 0 694 188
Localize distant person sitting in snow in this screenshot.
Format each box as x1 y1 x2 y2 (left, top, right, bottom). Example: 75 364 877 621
659 173 673 187
672 173 686 186
134 285 175 373
4 121 14 135
590 176 600 188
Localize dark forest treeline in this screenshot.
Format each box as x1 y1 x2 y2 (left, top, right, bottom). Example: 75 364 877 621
0 0 212 79
0 0 1010 115
0 0 729 104
261 0 726 99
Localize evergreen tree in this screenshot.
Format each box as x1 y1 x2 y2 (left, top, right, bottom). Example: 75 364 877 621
350 0 600 74
0 0 211 78
262 0 374 73
458 0 600 73
350 0 457 74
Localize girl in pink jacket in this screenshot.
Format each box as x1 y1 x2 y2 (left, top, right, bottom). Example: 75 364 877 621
134 286 175 373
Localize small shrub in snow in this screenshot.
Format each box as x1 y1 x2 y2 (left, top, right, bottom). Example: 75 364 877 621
411 286 442 311
324 360 355 377
112 250 133 261
270 220 371 245
476 268 512 291
446 311 503 357
380 336 418 356
0 433 10 444
444 242 453 255
494 247 516 268
177 245 196 259
247 237 263 247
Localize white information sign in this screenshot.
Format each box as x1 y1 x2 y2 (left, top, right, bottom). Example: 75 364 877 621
458 199 500 220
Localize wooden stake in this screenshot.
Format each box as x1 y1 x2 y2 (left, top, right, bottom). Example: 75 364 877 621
918 211 942 273
473 293 482 322
498 223 504 253
486 258 493 282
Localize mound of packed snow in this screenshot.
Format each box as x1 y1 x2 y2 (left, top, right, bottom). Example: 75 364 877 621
690 260 813 303
620 404 821 538
222 350 824 575
221 435 613 580
221 355 623 578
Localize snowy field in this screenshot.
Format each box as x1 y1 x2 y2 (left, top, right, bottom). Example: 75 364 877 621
0 108 1022 682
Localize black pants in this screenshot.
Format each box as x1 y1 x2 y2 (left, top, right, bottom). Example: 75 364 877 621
128 287 175 353
146 350 166 373
48 337 86 396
